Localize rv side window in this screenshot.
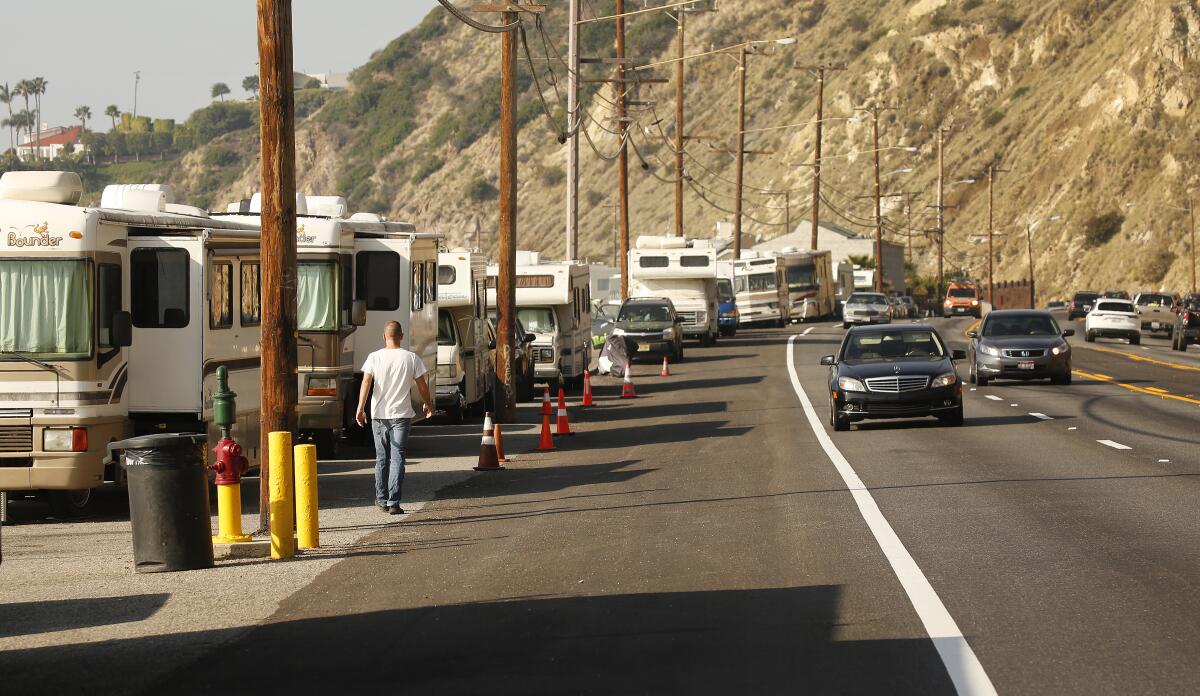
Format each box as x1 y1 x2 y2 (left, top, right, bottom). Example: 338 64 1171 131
131 248 189 328
474 280 486 319
209 262 234 329
240 262 261 326
411 263 423 312
639 256 669 268
340 258 352 325
438 265 456 285
356 251 400 311
734 276 747 294
97 264 121 348
426 261 437 304
298 262 337 331
680 255 710 267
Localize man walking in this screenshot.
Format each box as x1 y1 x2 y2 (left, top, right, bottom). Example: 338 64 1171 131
355 321 434 515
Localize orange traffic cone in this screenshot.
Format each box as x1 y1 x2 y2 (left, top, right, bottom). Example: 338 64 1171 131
556 387 573 436
581 371 594 407
494 422 508 463
541 387 553 416
474 412 504 471
621 369 637 398
660 356 671 377
536 411 556 451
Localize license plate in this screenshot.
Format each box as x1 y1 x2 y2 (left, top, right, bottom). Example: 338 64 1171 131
1018 361 1035 370
1151 321 1161 330
638 343 650 352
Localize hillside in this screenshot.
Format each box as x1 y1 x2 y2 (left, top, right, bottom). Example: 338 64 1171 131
154 0 1200 301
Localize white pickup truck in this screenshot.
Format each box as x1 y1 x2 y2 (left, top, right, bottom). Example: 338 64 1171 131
1132 292 1177 337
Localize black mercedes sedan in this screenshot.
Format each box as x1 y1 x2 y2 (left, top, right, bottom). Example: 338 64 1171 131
821 324 965 431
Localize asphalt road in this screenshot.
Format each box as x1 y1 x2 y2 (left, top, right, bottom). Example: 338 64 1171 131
22 317 1200 694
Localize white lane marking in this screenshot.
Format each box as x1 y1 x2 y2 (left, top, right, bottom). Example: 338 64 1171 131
969 387 977 392
831 322 842 328
802 326 815 336
786 335 997 695
1029 413 1052 420
1068 427 1078 431
1159 459 1171 463
1009 403 1019 407
984 395 1003 401
1097 439 1132 450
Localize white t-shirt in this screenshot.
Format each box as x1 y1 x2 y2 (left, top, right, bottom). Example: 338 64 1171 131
361 348 427 419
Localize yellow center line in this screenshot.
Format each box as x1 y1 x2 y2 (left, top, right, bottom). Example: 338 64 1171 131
962 319 981 339
1072 370 1200 406
1082 344 1200 372
1145 386 1169 393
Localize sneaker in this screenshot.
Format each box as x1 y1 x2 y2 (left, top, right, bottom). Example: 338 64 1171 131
387 505 404 515
376 502 389 512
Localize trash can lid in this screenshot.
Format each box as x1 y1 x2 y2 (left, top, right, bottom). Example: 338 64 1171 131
110 432 208 450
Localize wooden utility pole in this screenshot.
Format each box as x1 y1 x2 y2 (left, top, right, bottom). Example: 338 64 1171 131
798 65 843 250
987 165 995 306
256 0 298 531
566 0 580 260
1191 199 1196 294
732 46 748 260
936 128 946 301
871 107 884 293
1025 221 1036 309
496 7 519 422
673 7 685 237
616 0 630 298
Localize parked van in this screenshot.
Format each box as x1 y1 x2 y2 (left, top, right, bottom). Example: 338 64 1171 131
436 249 493 422
733 253 788 327
0 173 262 516
488 252 592 392
716 261 738 336
776 248 835 322
630 236 719 345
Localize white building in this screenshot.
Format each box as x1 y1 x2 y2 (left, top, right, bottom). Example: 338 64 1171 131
16 126 86 161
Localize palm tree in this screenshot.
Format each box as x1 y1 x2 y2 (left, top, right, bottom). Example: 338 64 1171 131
28 77 47 152
74 105 92 133
0 83 12 152
242 75 259 99
4 111 30 159
14 80 31 144
211 82 231 102
105 104 120 130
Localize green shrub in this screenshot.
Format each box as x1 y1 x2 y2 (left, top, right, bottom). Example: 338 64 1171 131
844 12 869 32
187 102 256 144
585 190 604 207
1011 85 1030 100
539 165 565 187
797 0 826 30
1142 248 1175 282
1082 211 1124 247
203 147 240 168
961 0 983 10
464 176 497 202
413 154 444 180
294 89 329 118
997 14 1023 35
982 110 1004 127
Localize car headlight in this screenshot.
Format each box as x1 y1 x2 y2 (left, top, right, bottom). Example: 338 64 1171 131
44 427 87 452
980 344 1000 357
1050 341 1070 356
436 363 456 380
306 376 337 396
612 327 626 336
662 328 674 339
944 299 953 305
837 376 866 392
932 373 958 388
971 299 980 306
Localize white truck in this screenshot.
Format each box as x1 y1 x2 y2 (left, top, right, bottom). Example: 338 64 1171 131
488 252 592 393
436 249 493 422
629 235 719 346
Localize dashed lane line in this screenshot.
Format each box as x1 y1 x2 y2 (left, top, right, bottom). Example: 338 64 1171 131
1029 413 1052 420
1097 439 1132 450
1073 369 1200 406
984 395 1003 401
787 334 997 696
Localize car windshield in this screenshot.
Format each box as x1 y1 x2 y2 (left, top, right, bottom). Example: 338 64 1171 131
842 329 946 363
1096 301 1134 312
1074 292 1099 302
437 310 456 346
1137 294 1172 307
0 259 92 358
983 314 1060 336
847 293 886 305
716 278 734 302
786 264 816 291
619 303 671 323
518 307 556 334
948 287 976 298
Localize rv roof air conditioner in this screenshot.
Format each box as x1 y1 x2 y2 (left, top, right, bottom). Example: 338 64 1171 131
101 183 174 210
348 212 383 222
249 191 308 215
634 235 687 250
0 171 83 205
303 195 348 218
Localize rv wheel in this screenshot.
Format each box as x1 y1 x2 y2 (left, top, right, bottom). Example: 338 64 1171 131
47 488 97 518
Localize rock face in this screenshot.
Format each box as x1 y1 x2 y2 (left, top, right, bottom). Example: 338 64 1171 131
171 1 1200 300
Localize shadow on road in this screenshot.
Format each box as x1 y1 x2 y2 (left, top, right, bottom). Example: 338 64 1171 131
0 594 169 639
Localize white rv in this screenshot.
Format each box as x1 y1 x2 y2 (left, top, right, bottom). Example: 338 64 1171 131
348 216 443 424
733 253 788 327
436 249 493 422
0 173 261 516
220 194 365 457
488 252 592 392
629 236 719 346
776 248 836 322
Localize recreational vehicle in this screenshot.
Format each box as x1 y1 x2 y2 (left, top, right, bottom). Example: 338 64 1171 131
776 248 835 322
629 236 719 345
348 216 442 425
733 253 788 327
488 252 592 392
220 194 365 457
0 173 261 516
436 249 493 422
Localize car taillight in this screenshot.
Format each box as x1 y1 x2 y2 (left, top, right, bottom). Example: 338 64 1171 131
73 428 88 452
1185 311 1192 323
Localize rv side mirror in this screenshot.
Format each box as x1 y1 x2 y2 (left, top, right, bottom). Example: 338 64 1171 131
523 332 535 344
488 338 497 350
112 311 133 348
351 299 367 327
819 355 836 366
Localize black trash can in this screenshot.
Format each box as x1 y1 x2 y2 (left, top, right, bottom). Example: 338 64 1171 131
112 433 213 573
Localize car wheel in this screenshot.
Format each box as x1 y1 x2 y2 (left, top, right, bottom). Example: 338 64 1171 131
937 403 964 426
830 399 850 431
968 359 978 384
1085 330 1095 342
1131 334 1141 345
842 322 851 330
313 430 338 460
47 488 98 519
1051 369 1072 385
976 369 990 387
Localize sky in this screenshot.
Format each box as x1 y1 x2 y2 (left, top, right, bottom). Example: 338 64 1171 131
0 1 439 129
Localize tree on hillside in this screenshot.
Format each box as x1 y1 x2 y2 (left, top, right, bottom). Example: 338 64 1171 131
105 104 120 130
242 75 259 99
74 105 92 133
0 83 12 152
211 82 231 102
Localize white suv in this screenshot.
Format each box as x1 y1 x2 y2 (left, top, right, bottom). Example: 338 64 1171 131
1085 298 1140 345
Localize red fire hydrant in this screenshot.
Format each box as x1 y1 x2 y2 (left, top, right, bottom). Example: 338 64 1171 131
210 366 251 544
212 438 248 485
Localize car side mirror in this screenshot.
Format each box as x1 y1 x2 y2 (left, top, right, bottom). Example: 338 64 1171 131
351 299 367 327
488 339 497 350
523 332 535 344
1062 329 1075 337
966 330 978 339
951 349 966 360
819 355 835 366
111 311 133 348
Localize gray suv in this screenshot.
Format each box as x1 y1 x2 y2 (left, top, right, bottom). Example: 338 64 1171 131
842 292 892 329
612 297 685 363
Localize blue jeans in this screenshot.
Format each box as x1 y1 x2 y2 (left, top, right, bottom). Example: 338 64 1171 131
371 418 412 507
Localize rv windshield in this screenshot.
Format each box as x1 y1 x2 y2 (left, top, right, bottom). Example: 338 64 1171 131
297 261 337 331
748 273 776 292
437 310 456 346
786 264 817 291
0 259 92 359
716 278 734 302
518 307 556 334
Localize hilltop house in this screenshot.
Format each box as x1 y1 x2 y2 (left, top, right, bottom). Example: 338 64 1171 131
16 126 86 161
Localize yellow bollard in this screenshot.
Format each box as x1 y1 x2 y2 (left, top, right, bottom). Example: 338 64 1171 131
212 483 251 544
293 444 319 549
268 431 295 559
